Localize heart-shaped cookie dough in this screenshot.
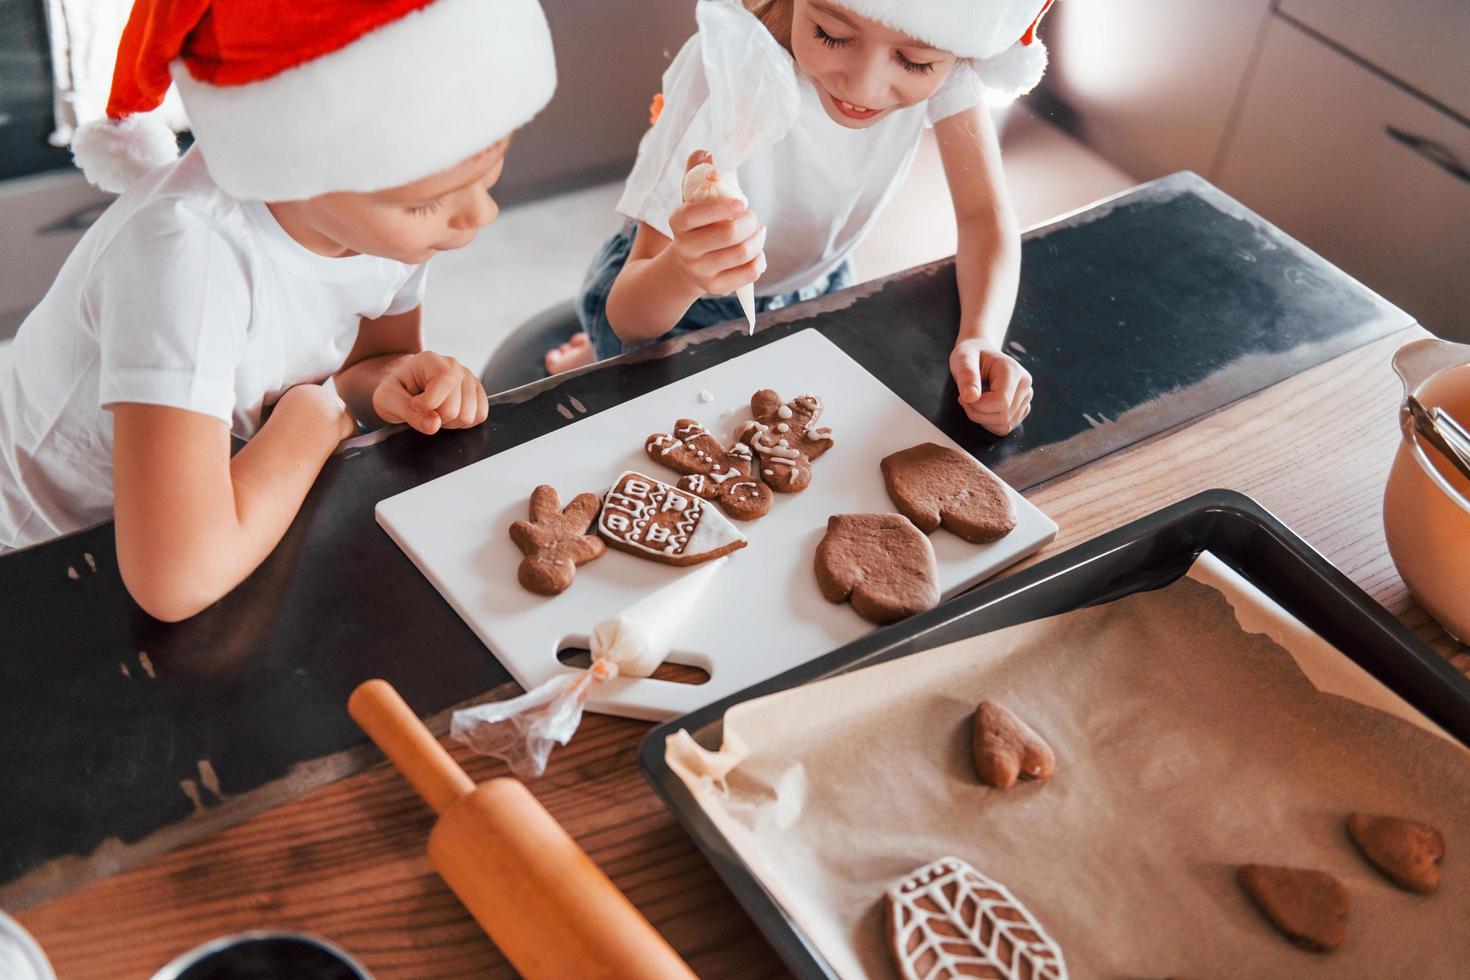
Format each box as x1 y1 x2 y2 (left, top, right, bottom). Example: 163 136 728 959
1346 812 1444 894
1237 864 1348 953
972 700 1056 789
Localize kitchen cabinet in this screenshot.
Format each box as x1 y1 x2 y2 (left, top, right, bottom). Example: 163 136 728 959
1044 0 1470 341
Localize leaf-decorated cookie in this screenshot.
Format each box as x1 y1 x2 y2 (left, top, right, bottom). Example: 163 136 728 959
645 419 772 521
814 513 938 625
886 857 1067 980
508 485 606 596
598 471 746 566
1237 864 1348 953
881 443 1017 544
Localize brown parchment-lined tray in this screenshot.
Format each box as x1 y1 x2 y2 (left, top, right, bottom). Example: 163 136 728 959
666 554 1469 978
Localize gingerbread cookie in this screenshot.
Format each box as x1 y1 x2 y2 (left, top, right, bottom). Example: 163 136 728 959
735 389 832 493
881 443 1017 544
886 857 1067 980
508 485 606 596
973 700 1056 789
598 472 746 566
1346 812 1444 894
814 513 938 625
1237 865 1348 953
645 419 772 521
751 389 833 460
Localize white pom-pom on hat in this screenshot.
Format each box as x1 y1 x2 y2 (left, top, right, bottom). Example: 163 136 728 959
973 37 1049 101
71 113 179 194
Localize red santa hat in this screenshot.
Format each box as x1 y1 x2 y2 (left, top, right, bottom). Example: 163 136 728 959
832 0 1056 98
72 0 557 200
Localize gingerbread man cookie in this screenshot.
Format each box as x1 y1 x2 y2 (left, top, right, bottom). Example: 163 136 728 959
881 443 1017 544
508 485 606 596
814 513 939 625
645 419 772 521
735 389 833 493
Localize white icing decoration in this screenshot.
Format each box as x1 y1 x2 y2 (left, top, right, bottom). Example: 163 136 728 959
776 405 793 419
697 389 715 404
598 471 744 559
776 423 789 432
887 857 1067 980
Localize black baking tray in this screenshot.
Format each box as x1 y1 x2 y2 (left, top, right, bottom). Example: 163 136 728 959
638 490 1470 979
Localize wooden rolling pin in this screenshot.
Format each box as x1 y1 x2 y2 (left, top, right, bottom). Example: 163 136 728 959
348 679 696 979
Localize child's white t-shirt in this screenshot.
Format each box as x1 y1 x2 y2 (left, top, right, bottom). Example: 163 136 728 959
0 148 426 551
616 16 984 297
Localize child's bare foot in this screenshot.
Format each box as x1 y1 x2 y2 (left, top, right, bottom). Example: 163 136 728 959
544 331 594 375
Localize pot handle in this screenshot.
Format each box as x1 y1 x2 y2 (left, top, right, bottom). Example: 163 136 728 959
1392 337 1470 395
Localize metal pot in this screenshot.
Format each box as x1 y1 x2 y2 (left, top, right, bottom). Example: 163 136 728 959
1384 338 1470 641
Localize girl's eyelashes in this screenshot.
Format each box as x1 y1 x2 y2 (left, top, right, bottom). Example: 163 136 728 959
813 25 852 48
896 52 935 74
811 22 934 75
408 199 443 217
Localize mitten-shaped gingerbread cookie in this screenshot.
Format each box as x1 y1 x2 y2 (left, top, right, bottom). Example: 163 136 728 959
645 419 772 521
509 485 606 595
814 513 938 625
881 443 1017 544
736 389 834 493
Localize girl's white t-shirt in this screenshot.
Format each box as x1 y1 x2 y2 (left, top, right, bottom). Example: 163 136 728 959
0 148 426 551
616 15 984 297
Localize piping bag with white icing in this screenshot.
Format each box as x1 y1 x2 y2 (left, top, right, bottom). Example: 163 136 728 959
682 161 757 332
682 0 800 335
451 560 727 777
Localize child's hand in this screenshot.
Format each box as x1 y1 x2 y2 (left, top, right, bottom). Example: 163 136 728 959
372 351 489 435
668 151 767 296
951 339 1033 435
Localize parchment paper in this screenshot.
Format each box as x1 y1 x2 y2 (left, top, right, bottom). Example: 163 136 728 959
667 553 1469 978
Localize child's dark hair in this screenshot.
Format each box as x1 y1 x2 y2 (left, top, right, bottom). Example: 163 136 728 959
744 0 793 50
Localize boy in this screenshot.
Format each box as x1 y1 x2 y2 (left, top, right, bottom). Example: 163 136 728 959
0 0 557 620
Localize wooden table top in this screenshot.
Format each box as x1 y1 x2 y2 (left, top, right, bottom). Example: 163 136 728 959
17 323 1465 978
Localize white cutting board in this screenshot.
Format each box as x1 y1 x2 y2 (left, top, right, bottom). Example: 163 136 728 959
377 329 1057 720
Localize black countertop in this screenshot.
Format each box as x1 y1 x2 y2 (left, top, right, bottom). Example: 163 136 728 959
0 172 1412 905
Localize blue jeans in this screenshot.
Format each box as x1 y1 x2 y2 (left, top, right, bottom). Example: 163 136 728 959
577 221 854 360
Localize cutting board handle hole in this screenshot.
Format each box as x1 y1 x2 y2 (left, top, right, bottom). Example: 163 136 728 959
556 646 712 686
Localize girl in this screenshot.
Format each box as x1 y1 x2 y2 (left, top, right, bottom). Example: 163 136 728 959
0 0 556 620
554 0 1052 437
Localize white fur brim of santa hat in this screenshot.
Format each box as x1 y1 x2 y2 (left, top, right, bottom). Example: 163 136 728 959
180 0 554 201
75 0 556 201
831 0 1052 97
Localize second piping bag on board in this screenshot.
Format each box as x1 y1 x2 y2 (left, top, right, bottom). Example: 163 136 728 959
450 560 727 777
681 0 800 334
